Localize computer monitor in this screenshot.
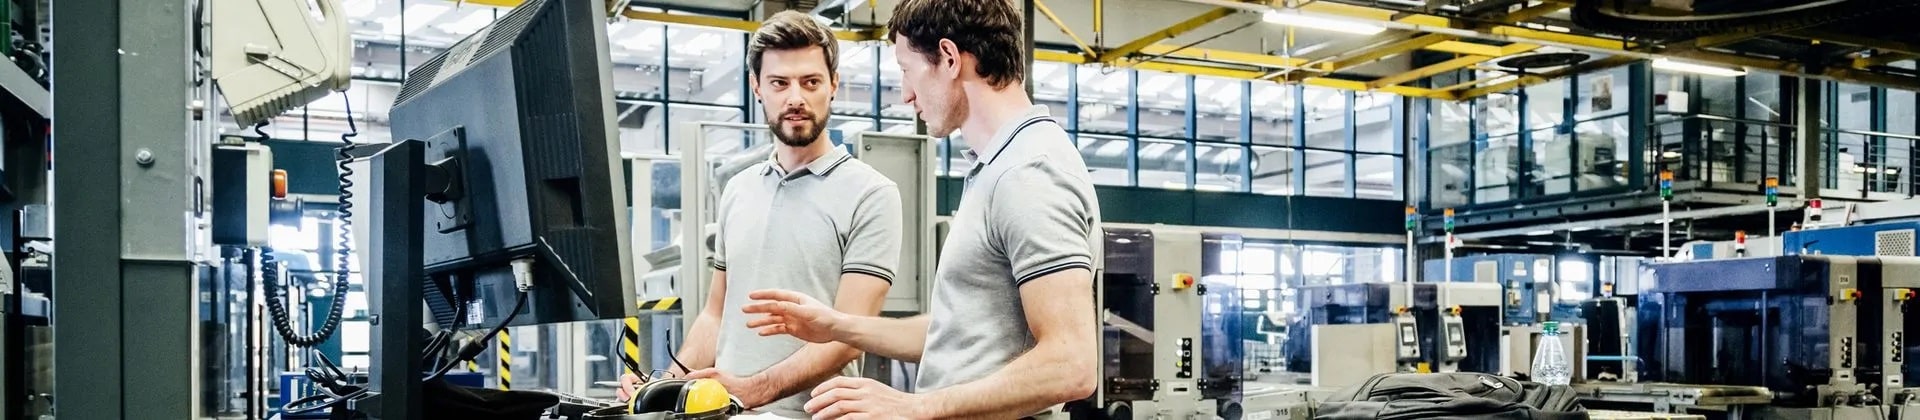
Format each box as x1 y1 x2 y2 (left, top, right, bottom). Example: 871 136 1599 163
388 0 633 328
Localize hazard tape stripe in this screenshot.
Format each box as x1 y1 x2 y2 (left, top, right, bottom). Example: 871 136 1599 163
621 316 643 376
498 331 512 390
638 297 682 311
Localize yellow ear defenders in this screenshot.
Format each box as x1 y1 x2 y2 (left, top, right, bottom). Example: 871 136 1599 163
625 378 742 419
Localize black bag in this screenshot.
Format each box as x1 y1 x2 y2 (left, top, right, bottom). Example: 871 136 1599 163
1313 372 1588 420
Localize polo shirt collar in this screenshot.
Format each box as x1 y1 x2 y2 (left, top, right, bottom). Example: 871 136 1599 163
762 144 854 180
967 105 1059 176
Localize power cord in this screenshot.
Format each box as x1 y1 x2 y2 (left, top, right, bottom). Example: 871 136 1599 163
251 96 359 348
284 291 530 415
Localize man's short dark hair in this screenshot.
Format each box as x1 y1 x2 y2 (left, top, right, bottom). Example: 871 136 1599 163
749 10 840 79
887 0 1025 89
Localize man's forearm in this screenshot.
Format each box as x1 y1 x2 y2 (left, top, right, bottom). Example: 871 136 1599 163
832 315 928 363
673 311 723 373
748 342 861 402
919 341 1096 418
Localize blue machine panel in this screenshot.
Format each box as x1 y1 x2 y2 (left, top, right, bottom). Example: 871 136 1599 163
1783 221 1920 256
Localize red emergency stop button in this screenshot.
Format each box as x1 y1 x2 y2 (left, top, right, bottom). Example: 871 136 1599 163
1172 273 1195 290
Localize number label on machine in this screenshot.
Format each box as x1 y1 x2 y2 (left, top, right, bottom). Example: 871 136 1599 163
1167 381 1194 396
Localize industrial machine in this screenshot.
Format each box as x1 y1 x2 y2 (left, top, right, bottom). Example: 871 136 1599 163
1411 281 1503 375
1098 228 1244 419
1282 282 1410 385
1424 254 1567 326
1637 255 1920 415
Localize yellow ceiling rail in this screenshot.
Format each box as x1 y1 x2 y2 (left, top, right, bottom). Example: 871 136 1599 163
1129 60 1454 99
1503 3 1571 22
1095 7 1239 64
1034 0 1097 57
622 10 760 33
1786 31 1920 57
1455 55 1640 99
1427 41 1505 56
1135 44 1313 69
1325 33 1457 72
1367 43 1539 89
1034 50 1092 65
1855 53 1917 70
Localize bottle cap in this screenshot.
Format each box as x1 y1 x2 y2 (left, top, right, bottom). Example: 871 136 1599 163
1541 321 1558 334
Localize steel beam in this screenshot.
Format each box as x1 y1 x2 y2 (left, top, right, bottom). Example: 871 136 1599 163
1096 7 1238 64
1787 31 1920 57
1854 53 1918 70
1797 77 1823 199
53 0 199 418
1034 0 1096 57
1134 45 1311 69
1427 41 1505 57
1370 54 1500 89
1327 33 1456 73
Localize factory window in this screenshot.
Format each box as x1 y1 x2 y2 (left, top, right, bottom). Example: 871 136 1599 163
1479 93 1521 137
1476 135 1521 203
666 26 746 106
1196 78 1245 142
1081 134 1133 186
1304 150 1349 198
1532 127 1572 196
1139 138 1192 190
835 41 883 118
1573 116 1632 191
1557 259 1594 302
1429 99 1472 209
1304 87 1347 151
1250 83 1298 146
1652 68 1684 114
1077 66 1132 135
878 41 911 120
1574 66 1628 120
1525 80 1568 131
1251 146 1299 196
1031 62 1073 128
1355 154 1401 200
1745 74 1785 123
1837 82 1873 130
1355 92 1396 154
1195 143 1249 192
1136 71 1190 138
1699 75 1738 118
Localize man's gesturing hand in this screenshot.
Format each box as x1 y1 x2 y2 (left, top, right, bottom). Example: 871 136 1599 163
741 289 844 344
804 377 925 420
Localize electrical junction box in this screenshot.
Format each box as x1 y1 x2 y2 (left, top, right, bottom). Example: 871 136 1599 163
212 141 274 246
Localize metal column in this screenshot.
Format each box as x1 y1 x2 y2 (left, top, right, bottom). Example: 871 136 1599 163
358 140 427 419
1797 77 1823 199
52 0 200 417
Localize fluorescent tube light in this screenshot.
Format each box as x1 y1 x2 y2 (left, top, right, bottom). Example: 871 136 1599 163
1652 59 1746 77
1262 10 1386 35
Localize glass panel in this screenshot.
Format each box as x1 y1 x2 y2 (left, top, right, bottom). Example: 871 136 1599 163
1080 134 1132 186
1355 154 1400 200
1251 146 1297 195
1532 128 1572 196
880 119 915 135
1526 81 1566 131
1355 92 1395 153
1304 87 1346 150
1304 150 1348 197
829 114 875 135
1573 116 1631 191
1738 122 1784 185
1700 75 1738 117
617 101 668 154
1139 138 1190 190
1136 71 1189 138
1032 62 1072 125
1478 94 1521 137
1430 99 1473 207
1838 83 1872 130
1251 84 1297 146
1476 135 1520 203
879 41 912 119
604 21 668 99
1575 66 1628 120
1746 73 1785 122
1653 69 1684 113
1196 78 1244 141
1888 138 1913 195
1837 132 1869 191
1891 88 1916 135
834 40 880 118
1196 143 1248 192
1701 120 1738 183
1078 66 1131 135
667 26 746 105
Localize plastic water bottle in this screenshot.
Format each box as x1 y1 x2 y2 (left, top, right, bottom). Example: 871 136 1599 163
1531 321 1572 386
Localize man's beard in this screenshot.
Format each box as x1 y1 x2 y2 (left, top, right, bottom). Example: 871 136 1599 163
771 111 828 147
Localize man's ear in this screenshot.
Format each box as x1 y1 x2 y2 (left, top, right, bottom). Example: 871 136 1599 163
748 75 762 102
937 38 962 80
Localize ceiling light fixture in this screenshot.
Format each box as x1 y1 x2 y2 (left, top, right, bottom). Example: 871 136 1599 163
1261 10 1386 35
1652 59 1746 77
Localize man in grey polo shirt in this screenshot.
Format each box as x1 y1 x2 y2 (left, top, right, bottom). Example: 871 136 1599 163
618 11 899 418
740 0 1100 418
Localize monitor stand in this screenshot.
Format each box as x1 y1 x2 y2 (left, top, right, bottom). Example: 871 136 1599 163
348 139 427 419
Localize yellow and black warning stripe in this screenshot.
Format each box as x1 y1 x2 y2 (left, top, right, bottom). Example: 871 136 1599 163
497 331 512 390
621 316 644 377
638 297 681 311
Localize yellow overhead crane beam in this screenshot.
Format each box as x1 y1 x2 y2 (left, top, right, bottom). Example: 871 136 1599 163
1095 7 1239 64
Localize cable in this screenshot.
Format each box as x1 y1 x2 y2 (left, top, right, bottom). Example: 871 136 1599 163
429 291 531 381
253 109 356 347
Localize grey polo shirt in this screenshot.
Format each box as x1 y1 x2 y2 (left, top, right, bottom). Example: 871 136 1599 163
710 145 901 417
916 105 1102 392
